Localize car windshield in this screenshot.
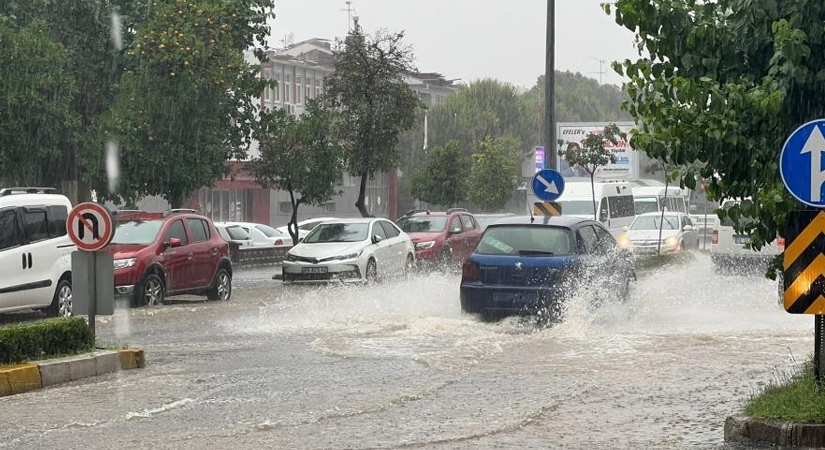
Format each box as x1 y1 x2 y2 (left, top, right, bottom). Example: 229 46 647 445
225 226 250 240
475 226 573 256
634 197 660 214
631 216 679 230
111 220 163 245
304 223 368 243
557 200 596 216
397 216 447 233
256 224 282 238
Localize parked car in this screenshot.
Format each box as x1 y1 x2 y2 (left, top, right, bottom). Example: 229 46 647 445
460 216 635 321
618 212 700 254
217 222 293 247
0 187 74 317
110 210 232 306
711 199 783 274
474 213 516 230
215 223 254 247
277 217 338 241
282 218 414 283
396 208 483 267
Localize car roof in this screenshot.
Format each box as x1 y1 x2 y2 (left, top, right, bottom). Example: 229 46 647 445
490 216 595 228
636 212 685 218
0 193 72 209
318 218 384 224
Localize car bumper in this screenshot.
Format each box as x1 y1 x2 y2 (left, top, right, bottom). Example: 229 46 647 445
413 246 441 261
460 284 563 317
282 260 363 283
630 244 680 255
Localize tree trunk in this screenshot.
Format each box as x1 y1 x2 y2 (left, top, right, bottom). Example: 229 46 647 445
288 189 301 244
590 172 597 221
355 170 370 217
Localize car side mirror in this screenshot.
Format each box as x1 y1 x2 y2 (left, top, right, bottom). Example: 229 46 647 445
683 225 695 232
165 237 182 248
600 210 608 221
622 226 629 232
372 235 384 244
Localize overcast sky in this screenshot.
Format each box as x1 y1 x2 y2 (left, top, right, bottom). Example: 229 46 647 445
268 0 640 89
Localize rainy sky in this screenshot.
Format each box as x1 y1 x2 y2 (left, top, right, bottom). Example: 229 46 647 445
268 0 639 88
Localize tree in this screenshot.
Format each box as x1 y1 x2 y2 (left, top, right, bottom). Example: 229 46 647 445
85 0 274 207
409 141 471 207
559 124 621 220
251 102 343 243
0 17 80 186
324 27 422 217
468 137 523 212
606 0 825 264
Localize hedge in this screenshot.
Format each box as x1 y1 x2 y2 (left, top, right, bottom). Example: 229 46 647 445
0 318 94 366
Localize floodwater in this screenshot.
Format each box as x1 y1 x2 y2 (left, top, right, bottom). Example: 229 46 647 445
0 254 810 449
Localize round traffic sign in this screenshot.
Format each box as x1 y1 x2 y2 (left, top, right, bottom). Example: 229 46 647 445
780 119 825 208
531 169 565 202
67 202 115 252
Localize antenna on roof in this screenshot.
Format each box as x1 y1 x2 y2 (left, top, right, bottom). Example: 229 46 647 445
341 1 356 31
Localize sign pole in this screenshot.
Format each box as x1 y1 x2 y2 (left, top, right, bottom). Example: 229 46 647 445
817 315 824 390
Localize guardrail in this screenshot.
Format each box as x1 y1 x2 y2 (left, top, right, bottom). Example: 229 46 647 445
228 244 291 268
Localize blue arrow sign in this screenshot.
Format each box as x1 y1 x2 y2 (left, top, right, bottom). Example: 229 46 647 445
531 169 565 202
781 120 825 208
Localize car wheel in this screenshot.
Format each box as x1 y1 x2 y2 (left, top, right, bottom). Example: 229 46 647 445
439 246 454 269
365 259 378 283
137 274 165 307
405 253 416 276
207 269 232 301
46 279 73 318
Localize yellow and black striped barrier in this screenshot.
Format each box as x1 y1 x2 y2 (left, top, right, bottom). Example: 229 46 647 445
784 211 825 314
533 201 562 217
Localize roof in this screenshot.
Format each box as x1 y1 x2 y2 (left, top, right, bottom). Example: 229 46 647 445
492 216 593 228
0 192 71 209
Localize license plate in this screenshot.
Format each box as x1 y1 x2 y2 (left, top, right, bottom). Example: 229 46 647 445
493 292 537 304
734 235 749 244
302 267 328 274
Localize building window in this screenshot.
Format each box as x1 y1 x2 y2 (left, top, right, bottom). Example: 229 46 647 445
285 74 292 104
324 202 336 213
274 73 281 102
306 85 312 101
296 75 303 104
315 78 323 97
279 202 292 214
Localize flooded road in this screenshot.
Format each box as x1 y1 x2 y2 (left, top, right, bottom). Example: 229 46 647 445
0 254 811 449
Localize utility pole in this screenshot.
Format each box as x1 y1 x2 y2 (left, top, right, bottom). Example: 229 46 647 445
590 57 607 85
545 0 556 170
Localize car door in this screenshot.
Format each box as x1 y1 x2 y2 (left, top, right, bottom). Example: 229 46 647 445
445 215 465 257
161 219 192 292
460 215 481 260
370 221 392 270
186 218 212 288
0 207 25 309
379 220 405 271
18 207 59 309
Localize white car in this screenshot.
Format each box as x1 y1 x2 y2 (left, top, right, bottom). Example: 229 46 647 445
277 217 338 241
215 223 254 247
0 187 74 317
618 212 699 254
219 222 293 247
282 218 415 283
711 199 782 273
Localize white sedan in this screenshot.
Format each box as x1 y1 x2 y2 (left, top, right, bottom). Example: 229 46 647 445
277 217 338 241
618 212 699 254
282 218 415 283
219 221 293 247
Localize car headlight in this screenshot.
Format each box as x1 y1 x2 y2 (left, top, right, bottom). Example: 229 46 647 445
113 258 137 270
324 252 360 262
618 235 632 249
285 253 298 262
665 236 679 247
415 241 436 250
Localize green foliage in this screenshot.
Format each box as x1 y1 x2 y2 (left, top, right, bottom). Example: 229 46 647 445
745 359 825 423
0 17 80 186
468 137 523 212
608 0 825 255
251 101 343 242
325 29 422 217
410 141 471 207
0 318 94 366
84 0 274 207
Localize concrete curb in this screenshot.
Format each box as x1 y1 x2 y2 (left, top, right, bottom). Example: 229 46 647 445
0 348 145 398
725 415 825 448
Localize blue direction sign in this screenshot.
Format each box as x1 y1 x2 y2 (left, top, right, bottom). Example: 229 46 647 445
781 119 825 208
531 169 565 202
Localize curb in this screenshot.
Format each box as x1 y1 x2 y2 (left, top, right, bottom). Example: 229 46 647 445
725 415 825 448
0 348 145 398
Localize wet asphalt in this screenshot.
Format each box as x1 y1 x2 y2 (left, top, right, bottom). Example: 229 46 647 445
0 255 810 450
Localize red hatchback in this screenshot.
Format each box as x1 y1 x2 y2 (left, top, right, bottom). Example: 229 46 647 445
396 209 483 266
109 210 232 306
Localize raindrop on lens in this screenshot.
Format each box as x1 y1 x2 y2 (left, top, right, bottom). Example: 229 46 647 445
106 140 120 193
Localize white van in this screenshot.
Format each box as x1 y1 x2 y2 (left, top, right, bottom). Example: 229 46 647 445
633 186 689 215
0 188 74 316
710 199 782 273
550 180 636 235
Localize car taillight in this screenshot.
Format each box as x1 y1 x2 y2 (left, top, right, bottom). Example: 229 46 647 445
274 239 283 246
777 237 785 249
462 261 480 281
712 229 719 245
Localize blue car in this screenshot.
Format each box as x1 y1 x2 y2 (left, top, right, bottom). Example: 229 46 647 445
460 216 635 321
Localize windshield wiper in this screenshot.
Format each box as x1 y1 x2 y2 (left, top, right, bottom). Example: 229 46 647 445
518 250 555 256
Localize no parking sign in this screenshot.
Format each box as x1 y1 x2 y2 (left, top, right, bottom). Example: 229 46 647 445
67 202 114 252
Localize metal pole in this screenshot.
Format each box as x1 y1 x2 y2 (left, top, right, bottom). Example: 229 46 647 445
89 252 97 338
817 315 824 390
545 0 556 170
703 207 708 250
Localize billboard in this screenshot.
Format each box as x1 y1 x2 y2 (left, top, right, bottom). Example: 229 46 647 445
556 122 638 180
534 146 545 173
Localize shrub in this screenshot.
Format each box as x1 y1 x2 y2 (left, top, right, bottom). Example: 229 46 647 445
0 318 94 366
